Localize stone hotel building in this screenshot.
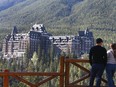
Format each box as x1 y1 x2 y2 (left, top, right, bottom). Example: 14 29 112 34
2 24 94 58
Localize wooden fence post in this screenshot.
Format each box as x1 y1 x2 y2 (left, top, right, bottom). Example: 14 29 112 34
60 56 64 87
65 60 70 87
3 69 9 87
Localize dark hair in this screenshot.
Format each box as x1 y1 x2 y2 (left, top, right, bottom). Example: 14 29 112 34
96 38 103 44
111 43 116 58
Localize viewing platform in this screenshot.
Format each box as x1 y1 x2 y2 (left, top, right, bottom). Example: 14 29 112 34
0 56 114 87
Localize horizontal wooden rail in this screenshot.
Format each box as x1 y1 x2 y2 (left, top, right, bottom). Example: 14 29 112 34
66 85 108 87
65 59 89 63
0 72 60 76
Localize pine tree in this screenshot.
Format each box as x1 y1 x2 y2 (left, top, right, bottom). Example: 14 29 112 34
31 52 38 71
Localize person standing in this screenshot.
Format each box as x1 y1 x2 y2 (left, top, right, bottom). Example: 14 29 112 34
106 43 116 87
89 38 107 87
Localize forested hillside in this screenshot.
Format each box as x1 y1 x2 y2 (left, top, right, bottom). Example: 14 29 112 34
0 0 115 39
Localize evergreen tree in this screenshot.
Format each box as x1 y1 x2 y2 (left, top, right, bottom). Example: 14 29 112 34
24 42 30 58
31 52 38 71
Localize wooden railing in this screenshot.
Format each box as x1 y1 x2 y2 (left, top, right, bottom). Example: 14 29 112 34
0 56 109 87
0 56 65 87
65 58 107 87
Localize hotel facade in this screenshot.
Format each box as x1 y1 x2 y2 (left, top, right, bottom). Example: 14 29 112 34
2 24 94 58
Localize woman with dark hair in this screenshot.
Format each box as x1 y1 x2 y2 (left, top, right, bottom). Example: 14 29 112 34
106 43 116 87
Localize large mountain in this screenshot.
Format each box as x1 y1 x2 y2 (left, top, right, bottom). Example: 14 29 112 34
0 0 115 35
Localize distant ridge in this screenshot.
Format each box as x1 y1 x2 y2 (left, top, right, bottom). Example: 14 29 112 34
0 0 25 11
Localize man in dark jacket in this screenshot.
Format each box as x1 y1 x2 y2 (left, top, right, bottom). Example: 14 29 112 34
89 38 107 87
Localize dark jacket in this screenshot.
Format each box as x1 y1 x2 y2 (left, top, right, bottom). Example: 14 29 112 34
89 45 107 65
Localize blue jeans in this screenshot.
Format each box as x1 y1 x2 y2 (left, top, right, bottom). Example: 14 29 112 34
89 64 105 87
106 64 116 87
